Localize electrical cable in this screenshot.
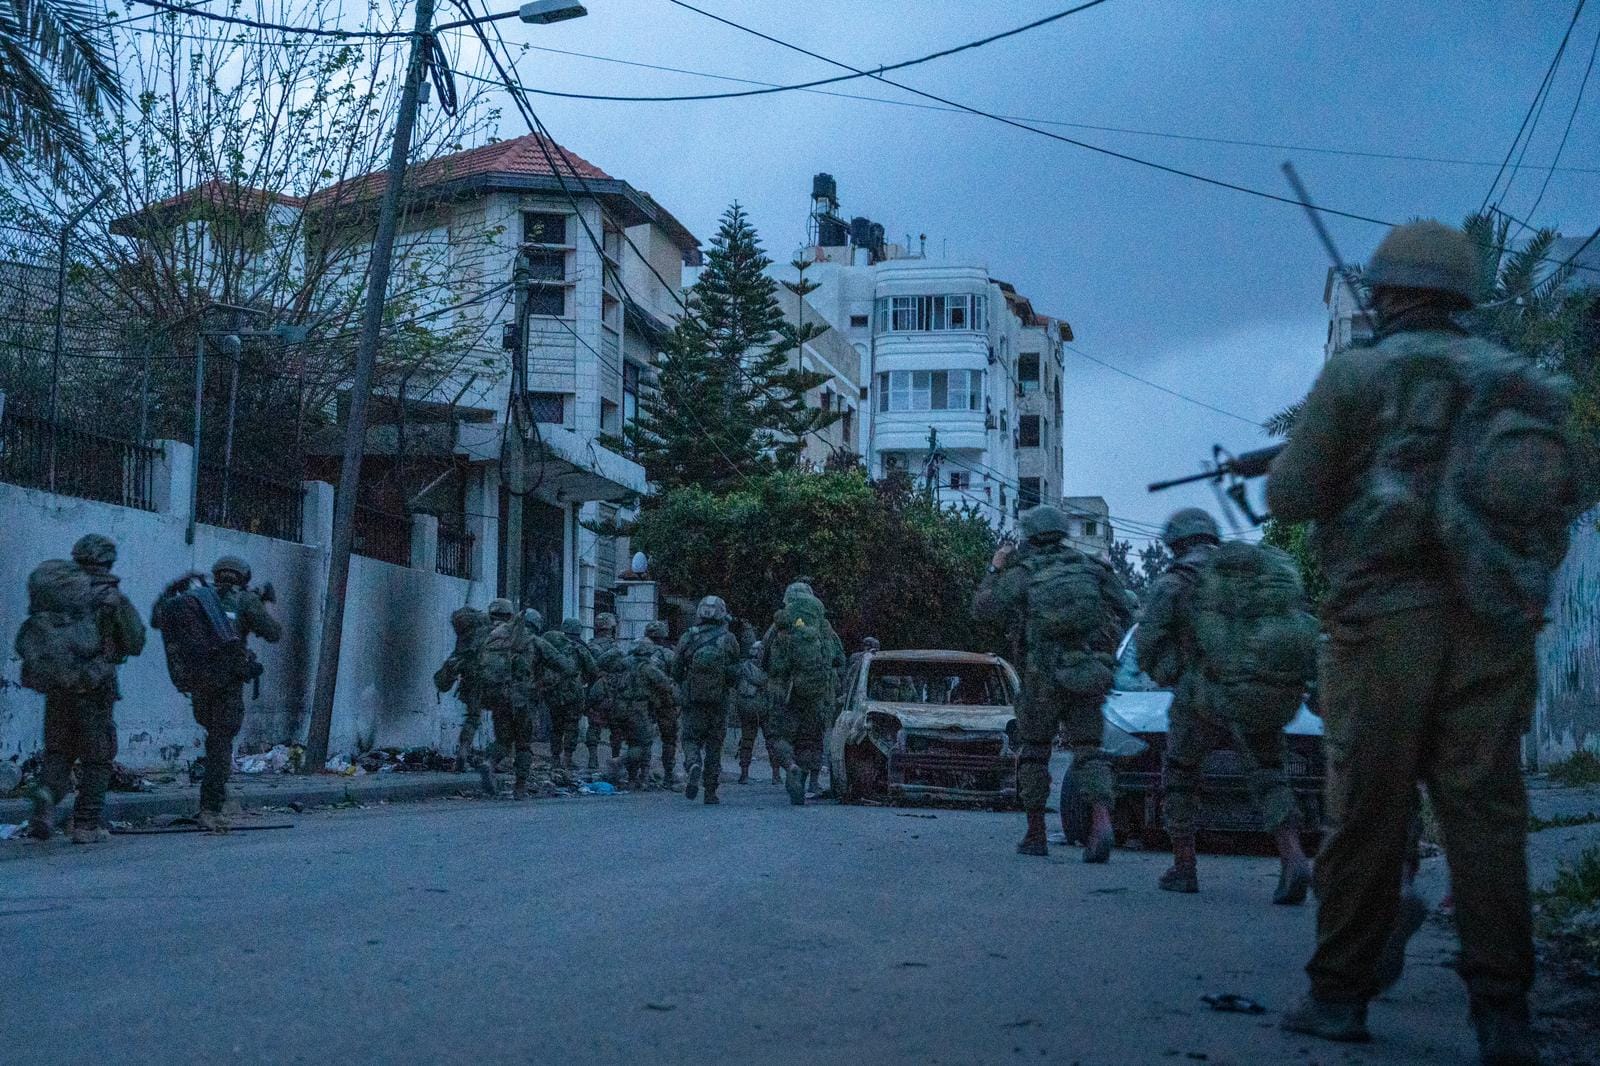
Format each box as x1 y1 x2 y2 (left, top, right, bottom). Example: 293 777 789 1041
1064 344 1262 426
1522 20 1600 225
126 0 403 37
1481 0 1588 213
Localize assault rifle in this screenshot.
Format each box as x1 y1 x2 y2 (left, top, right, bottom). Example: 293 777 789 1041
1147 442 1285 525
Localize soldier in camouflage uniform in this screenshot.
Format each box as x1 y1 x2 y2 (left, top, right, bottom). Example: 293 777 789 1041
1138 509 1313 903
734 641 781 784
478 602 552 799
186 556 281 830
974 506 1132 861
584 612 627 766
22 534 146 843
1269 221 1583 1062
639 619 681 785
436 605 492 772
544 618 599 770
618 622 677 788
673 596 742 804
764 581 847 806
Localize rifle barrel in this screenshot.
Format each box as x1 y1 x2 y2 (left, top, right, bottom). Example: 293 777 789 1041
1147 469 1218 493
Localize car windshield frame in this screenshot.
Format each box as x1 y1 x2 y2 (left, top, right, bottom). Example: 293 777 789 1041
863 659 1016 707
1113 625 1164 693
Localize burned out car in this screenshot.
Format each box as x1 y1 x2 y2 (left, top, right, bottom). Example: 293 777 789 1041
1063 624 1327 846
827 650 1021 805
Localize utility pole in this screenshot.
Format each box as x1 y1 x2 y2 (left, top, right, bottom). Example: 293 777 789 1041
502 252 530 606
302 0 437 772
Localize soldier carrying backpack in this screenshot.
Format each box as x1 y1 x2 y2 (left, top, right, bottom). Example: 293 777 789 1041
152 555 280 832
734 640 780 785
583 612 628 768
616 622 677 789
543 618 598 770
1267 220 1586 1060
764 581 846 806
1138 508 1316 904
672 596 742 805
16 534 146 843
435 605 492 772
974 507 1132 861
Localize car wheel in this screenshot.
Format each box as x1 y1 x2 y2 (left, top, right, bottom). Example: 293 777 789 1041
843 744 885 804
1058 766 1087 845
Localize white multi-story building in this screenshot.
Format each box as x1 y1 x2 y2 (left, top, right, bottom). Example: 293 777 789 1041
778 174 1071 530
1323 268 1373 360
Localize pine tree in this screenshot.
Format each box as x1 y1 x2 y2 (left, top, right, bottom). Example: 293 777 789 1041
624 202 840 492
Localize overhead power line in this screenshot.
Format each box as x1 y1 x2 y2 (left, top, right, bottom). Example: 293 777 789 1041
127 0 402 37
1481 0 1589 213
662 0 1394 228
1064 345 1263 426
1523 20 1600 224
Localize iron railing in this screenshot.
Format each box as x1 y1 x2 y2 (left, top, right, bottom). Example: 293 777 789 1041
0 409 158 511
353 503 412 567
436 525 473 578
197 463 304 542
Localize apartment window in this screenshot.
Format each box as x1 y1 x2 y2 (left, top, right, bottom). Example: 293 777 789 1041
849 314 869 328
527 286 565 317
527 392 565 424
623 362 640 428
949 470 970 491
876 370 983 413
523 212 567 245
1084 520 1100 537
874 294 988 333
821 388 834 412
526 249 565 282
1019 414 1041 447
842 406 852 445
600 398 620 434
1019 477 1042 509
1019 353 1040 394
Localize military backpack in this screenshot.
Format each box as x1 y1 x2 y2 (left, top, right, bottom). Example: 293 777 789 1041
152 579 254 696
538 631 584 705
771 598 832 699
1191 541 1317 730
14 560 115 694
682 626 733 704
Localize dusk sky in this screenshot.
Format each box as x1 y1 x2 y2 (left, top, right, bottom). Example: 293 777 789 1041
446 0 1597 540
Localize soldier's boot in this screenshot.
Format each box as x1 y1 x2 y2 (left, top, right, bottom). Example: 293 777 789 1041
685 759 702 801
1272 827 1312 905
1158 834 1199 893
512 773 529 800
785 764 807 806
770 759 782 785
737 760 751 785
1017 812 1049 856
703 778 720 805
24 782 57 840
196 808 231 834
71 824 111 844
1374 890 1429 993
586 744 601 772
661 743 678 788
1279 996 1371 1043
452 748 468 774
478 760 497 797
1082 803 1115 864
1473 1000 1540 1066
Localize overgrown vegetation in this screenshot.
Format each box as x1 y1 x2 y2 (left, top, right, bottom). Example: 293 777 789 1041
1536 845 1600 949
1547 749 1600 788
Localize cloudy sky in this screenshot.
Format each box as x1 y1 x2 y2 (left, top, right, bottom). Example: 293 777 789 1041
428 1 1595 538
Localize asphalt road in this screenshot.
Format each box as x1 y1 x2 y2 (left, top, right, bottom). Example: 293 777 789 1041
2 776 1484 1066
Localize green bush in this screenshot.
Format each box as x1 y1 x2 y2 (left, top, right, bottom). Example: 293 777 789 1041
1548 749 1600 787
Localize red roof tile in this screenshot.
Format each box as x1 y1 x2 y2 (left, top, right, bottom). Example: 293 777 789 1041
308 133 613 209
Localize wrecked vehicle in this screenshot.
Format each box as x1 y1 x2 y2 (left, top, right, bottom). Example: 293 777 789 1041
1062 624 1327 846
827 650 1021 805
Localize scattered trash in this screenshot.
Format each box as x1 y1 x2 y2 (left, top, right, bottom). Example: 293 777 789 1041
108 762 150 792
1201 993 1266 1015
580 781 617 795
288 802 304 813
644 1002 676 1012
324 755 359 775
188 757 207 784
237 744 295 775
0 823 24 840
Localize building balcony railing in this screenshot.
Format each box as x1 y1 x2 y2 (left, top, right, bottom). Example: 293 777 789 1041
436 525 473 579
197 463 304 542
352 503 412 567
0 408 158 511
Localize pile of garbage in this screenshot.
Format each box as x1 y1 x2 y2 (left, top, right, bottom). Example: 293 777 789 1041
0 755 149 794
233 744 304 775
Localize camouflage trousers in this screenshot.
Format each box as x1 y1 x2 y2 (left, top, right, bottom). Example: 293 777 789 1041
1308 603 1534 1011
549 698 585 759
681 699 729 795
486 698 536 781
770 686 831 775
614 703 656 781
652 703 680 776
455 689 485 752
1016 687 1110 813
735 700 779 770
39 687 117 830
581 703 620 759
1163 678 1297 837
192 685 247 814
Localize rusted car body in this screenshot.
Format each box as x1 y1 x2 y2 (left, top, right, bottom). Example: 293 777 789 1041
827 650 1021 805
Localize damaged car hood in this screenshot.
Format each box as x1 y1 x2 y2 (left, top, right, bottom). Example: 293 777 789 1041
1103 689 1323 737
861 702 1015 733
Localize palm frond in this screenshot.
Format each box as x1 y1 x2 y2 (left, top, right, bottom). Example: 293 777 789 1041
0 0 123 176
1263 399 1304 438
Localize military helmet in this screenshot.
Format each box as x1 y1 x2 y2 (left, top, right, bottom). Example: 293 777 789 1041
1019 505 1070 543
784 580 815 602
212 554 251 584
1364 220 1480 306
594 611 617 633
644 620 669 640
1161 508 1220 549
560 617 583 637
696 595 729 622
863 636 881 652
70 533 116 567
487 598 515 621
749 640 763 659
521 608 544 632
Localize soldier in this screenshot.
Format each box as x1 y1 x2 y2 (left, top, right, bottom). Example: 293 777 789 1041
1268 220 1582 1062
618 621 677 789
477 600 549 799
640 619 681 786
544 617 598 770
974 506 1132 861
435 605 492 772
765 581 846 806
181 556 280 831
673 596 742 804
18 534 146 843
734 640 781 785
585 612 628 767
847 635 881 676
1138 508 1314 903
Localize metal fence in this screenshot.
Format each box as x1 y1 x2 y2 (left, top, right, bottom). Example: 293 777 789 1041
197 463 305 543
436 525 472 579
353 503 412 567
0 407 159 511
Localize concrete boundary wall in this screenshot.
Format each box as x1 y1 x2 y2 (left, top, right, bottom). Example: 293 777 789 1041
1535 506 1600 763
0 440 486 769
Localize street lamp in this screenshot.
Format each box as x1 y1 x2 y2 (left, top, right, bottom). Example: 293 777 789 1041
518 0 585 23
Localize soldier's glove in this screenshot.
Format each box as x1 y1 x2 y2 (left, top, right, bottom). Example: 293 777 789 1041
253 582 277 604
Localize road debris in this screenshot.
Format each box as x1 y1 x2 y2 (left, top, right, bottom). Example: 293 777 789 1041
1201 993 1266 1015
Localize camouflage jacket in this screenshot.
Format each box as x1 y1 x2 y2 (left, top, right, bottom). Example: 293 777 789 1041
1136 543 1215 689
